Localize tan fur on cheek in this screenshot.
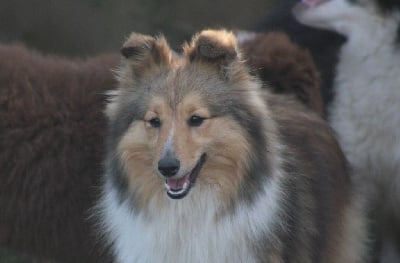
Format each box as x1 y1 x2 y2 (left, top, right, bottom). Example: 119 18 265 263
198 117 252 208
117 122 166 210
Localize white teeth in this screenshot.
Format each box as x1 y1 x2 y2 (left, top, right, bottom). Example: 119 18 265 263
165 181 189 196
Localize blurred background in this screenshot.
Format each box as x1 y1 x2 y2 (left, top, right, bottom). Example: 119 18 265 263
0 0 275 262
0 0 275 57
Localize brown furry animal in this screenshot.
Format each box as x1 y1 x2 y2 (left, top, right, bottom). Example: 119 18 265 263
0 44 118 262
238 31 324 116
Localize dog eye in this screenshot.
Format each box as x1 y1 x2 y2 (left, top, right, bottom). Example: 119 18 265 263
188 115 205 127
148 117 161 128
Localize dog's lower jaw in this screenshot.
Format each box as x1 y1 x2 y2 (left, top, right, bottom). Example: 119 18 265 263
165 177 191 199
164 153 207 200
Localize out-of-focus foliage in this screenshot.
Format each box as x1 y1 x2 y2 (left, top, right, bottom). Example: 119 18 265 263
0 249 29 263
0 0 274 56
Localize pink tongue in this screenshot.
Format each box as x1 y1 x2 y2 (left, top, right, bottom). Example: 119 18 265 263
302 0 322 7
166 176 188 190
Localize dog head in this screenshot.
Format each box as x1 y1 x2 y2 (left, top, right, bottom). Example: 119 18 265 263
106 30 274 212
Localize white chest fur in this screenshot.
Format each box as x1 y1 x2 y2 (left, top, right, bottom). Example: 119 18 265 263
99 179 282 263
329 16 400 197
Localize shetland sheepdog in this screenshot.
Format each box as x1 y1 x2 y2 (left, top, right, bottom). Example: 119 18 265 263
97 29 367 263
293 1 400 261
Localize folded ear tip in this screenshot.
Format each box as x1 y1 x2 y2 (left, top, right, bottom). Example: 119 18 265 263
198 30 237 47
198 29 235 40
192 29 238 61
121 33 156 58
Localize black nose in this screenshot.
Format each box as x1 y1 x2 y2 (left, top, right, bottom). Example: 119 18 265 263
158 158 180 177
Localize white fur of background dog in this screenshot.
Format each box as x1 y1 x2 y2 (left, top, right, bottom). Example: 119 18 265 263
294 0 400 261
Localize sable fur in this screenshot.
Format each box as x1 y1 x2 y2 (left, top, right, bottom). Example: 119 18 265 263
98 29 367 263
0 44 118 262
238 31 323 116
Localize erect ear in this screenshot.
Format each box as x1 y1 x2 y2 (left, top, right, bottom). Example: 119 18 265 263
120 32 172 78
184 29 244 78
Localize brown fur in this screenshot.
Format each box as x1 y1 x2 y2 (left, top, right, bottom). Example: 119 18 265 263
239 32 324 116
0 44 118 262
266 94 367 262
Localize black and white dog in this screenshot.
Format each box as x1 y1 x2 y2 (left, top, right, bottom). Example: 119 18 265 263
292 0 400 262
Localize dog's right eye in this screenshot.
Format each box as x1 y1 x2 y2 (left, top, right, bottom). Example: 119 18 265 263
148 117 161 128
188 115 205 127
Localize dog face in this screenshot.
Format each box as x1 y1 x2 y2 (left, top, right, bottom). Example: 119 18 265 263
106 30 272 211
293 0 400 36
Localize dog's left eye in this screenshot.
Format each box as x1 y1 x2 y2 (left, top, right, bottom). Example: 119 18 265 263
149 117 161 128
188 115 205 127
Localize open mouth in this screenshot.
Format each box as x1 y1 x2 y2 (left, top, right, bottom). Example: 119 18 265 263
164 153 207 199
